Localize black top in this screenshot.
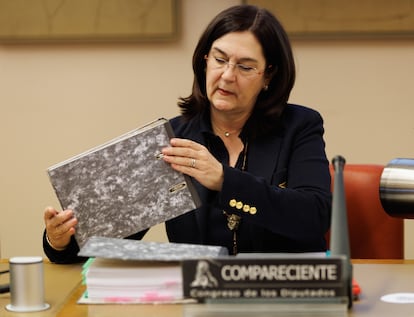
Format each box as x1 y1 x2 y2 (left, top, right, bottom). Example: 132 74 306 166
43 104 331 263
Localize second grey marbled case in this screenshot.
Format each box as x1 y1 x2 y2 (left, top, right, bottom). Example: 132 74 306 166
47 118 201 248
78 236 228 261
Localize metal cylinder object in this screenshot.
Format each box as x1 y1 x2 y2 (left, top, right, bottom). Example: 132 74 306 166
380 158 414 219
5 256 50 312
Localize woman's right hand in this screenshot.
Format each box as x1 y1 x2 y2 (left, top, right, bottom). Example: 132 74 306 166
44 206 78 250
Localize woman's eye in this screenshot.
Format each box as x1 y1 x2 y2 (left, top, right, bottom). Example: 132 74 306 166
238 64 255 72
214 57 227 64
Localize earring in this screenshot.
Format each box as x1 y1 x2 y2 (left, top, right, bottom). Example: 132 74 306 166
263 85 269 91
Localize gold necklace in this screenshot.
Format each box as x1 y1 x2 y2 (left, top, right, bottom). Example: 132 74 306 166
213 122 242 137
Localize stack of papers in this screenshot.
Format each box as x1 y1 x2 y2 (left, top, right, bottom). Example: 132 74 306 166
82 258 184 303
77 237 228 304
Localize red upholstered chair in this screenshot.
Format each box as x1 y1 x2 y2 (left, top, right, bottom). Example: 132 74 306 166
328 164 404 259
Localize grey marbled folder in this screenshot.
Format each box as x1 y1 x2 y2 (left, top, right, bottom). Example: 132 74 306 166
78 236 228 261
47 118 201 248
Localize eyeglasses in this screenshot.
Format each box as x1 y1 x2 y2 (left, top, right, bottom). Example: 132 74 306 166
204 55 264 78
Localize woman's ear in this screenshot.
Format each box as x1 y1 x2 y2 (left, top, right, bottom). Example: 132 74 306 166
263 65 277 90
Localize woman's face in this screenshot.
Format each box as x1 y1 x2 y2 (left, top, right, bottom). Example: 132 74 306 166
205 31 268 117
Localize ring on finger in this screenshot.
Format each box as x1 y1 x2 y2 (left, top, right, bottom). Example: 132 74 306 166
190 158 196 168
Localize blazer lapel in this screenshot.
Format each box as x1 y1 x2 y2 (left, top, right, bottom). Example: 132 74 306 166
182 121 284 244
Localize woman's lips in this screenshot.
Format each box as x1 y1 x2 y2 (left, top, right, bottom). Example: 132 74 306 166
217 88 233 96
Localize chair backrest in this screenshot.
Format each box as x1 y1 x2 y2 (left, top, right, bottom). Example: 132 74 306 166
328 164 404 259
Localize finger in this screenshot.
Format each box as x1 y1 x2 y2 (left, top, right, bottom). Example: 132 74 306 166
170 138 204 150
55 222 70 237
189 158 197 169
166 155 199 169
51 216 77 238
45 209 74 232
44 206 58 220
59 209 74 221
178 158 198 169
162 146 195 159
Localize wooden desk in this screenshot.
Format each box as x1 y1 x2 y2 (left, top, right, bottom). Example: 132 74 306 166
1 260 413 316
349 260 414 317
0 259 83 317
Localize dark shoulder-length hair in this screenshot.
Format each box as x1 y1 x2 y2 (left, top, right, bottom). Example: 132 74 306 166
178 4 296 138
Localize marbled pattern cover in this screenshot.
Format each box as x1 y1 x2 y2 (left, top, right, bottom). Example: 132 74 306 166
47 119 200 248
78 236 228 261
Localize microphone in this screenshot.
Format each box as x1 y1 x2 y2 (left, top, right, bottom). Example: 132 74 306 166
330 155 353 308
330 155 351 257
380 158 414 219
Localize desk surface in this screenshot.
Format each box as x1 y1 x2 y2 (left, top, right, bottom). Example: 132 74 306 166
1 260 413 317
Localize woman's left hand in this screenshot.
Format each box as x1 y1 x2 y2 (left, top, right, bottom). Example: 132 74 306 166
162 138 224 191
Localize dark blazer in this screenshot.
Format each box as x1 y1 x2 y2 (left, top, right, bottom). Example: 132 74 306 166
43 104 331 263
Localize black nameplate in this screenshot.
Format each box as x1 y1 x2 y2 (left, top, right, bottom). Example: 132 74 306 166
182 256 348 303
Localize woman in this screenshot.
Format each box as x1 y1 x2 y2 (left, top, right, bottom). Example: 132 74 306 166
43 5 331 263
